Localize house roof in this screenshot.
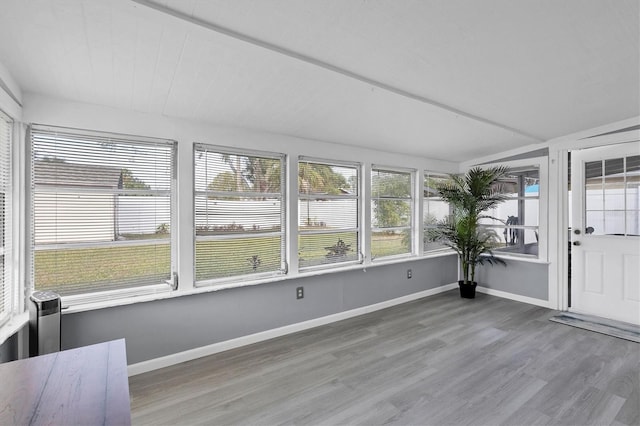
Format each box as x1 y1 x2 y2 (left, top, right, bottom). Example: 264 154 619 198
34 160 122 189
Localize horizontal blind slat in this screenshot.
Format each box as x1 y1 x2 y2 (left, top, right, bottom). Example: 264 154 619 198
297 159 360 270
31 126 175 296
194 145 286 282
0 109 12 321
371 167 413 258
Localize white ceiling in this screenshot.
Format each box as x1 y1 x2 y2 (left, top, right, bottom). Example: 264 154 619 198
0 0 638 161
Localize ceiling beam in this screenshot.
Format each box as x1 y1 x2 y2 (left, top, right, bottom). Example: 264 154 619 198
131 0 544 143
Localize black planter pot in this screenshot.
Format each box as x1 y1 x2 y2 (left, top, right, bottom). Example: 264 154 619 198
458 281 477 299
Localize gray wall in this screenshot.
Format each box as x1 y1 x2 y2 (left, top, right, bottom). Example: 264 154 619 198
62 255 457 364
475 260 548 300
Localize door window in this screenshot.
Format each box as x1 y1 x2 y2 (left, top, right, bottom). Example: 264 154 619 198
584 155 639 236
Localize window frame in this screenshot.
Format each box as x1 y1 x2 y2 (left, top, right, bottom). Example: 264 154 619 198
370 165 415 261
474 157 548 262
29 125 177 306
297 156 362 272
0 110 13 326
582 155 640 237
422 171 453 255
193 143 287 286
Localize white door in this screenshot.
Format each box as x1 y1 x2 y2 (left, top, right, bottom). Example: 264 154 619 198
571 142 640 325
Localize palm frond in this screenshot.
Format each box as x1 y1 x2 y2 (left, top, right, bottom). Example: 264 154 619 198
431 165 510 283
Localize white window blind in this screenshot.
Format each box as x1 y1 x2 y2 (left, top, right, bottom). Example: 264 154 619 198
298 158 360 269
423 171 451 253
31 125 175 296
194 144 286 283
0 110 12 323
371 167 413 259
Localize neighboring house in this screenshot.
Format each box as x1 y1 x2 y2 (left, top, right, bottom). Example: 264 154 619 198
34 160 121 244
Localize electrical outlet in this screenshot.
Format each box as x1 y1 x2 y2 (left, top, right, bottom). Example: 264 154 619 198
296 286 304 299
407 269 412 279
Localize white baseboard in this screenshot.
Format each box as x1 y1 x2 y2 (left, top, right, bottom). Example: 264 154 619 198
128 282 458 376
476 286 553 309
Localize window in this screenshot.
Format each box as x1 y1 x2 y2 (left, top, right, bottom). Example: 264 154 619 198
31 126 175 297
0 110 12 323
584 156 640 236
479 166 540 256
371 167 413 259
194 145 286 283
298 158 360 269
423 171 451 253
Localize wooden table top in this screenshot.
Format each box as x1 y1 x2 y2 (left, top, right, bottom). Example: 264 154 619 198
0 339 131 426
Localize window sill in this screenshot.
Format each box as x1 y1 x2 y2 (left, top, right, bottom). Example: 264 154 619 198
0 312 29 347
61 284 174 314
60 251 457 315
493 254 549 264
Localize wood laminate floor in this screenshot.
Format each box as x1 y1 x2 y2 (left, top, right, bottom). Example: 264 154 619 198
129 290 640 425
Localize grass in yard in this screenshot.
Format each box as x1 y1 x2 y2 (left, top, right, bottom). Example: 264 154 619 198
371 232 410 259
35 243 171 295
195 236 282 281
35 232 410 295
299 231 358 268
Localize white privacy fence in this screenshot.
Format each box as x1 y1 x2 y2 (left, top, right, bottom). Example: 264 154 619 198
195 199 282 231
35 194 170 244
124 198 360 233
116 196 171 235
36 196 361 244
194 199 358 229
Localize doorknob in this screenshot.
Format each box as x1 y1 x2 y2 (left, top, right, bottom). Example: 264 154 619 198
574 229 581 235
573 241 581 246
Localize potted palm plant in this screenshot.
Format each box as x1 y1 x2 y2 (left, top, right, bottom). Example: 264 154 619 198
434 166 509 298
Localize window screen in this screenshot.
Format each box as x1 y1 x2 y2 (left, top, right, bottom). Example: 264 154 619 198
298 158 360 269
194 144 286 283
371 167 413 259
31 125 175 296
0 110 12 322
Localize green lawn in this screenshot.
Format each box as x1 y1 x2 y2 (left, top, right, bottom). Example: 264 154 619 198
195 236 282 281
299 231 358 268
35 232 410 295
371 232 411 258
35 243 171 295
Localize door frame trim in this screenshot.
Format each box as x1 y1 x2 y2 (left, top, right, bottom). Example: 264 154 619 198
554 130 640 312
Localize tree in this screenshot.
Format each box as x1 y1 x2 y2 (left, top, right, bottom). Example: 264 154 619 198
298 163 348 195
372 173 410 229
299 163 350 226
120 168 149 189
245 157 281 193
215 156 348 196
208 171 244 192
220 153 244 191
219 154 281 194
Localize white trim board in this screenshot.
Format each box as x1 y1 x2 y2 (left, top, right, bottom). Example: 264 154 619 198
476 286 553 309
128 283 458 376
0 312 28 347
